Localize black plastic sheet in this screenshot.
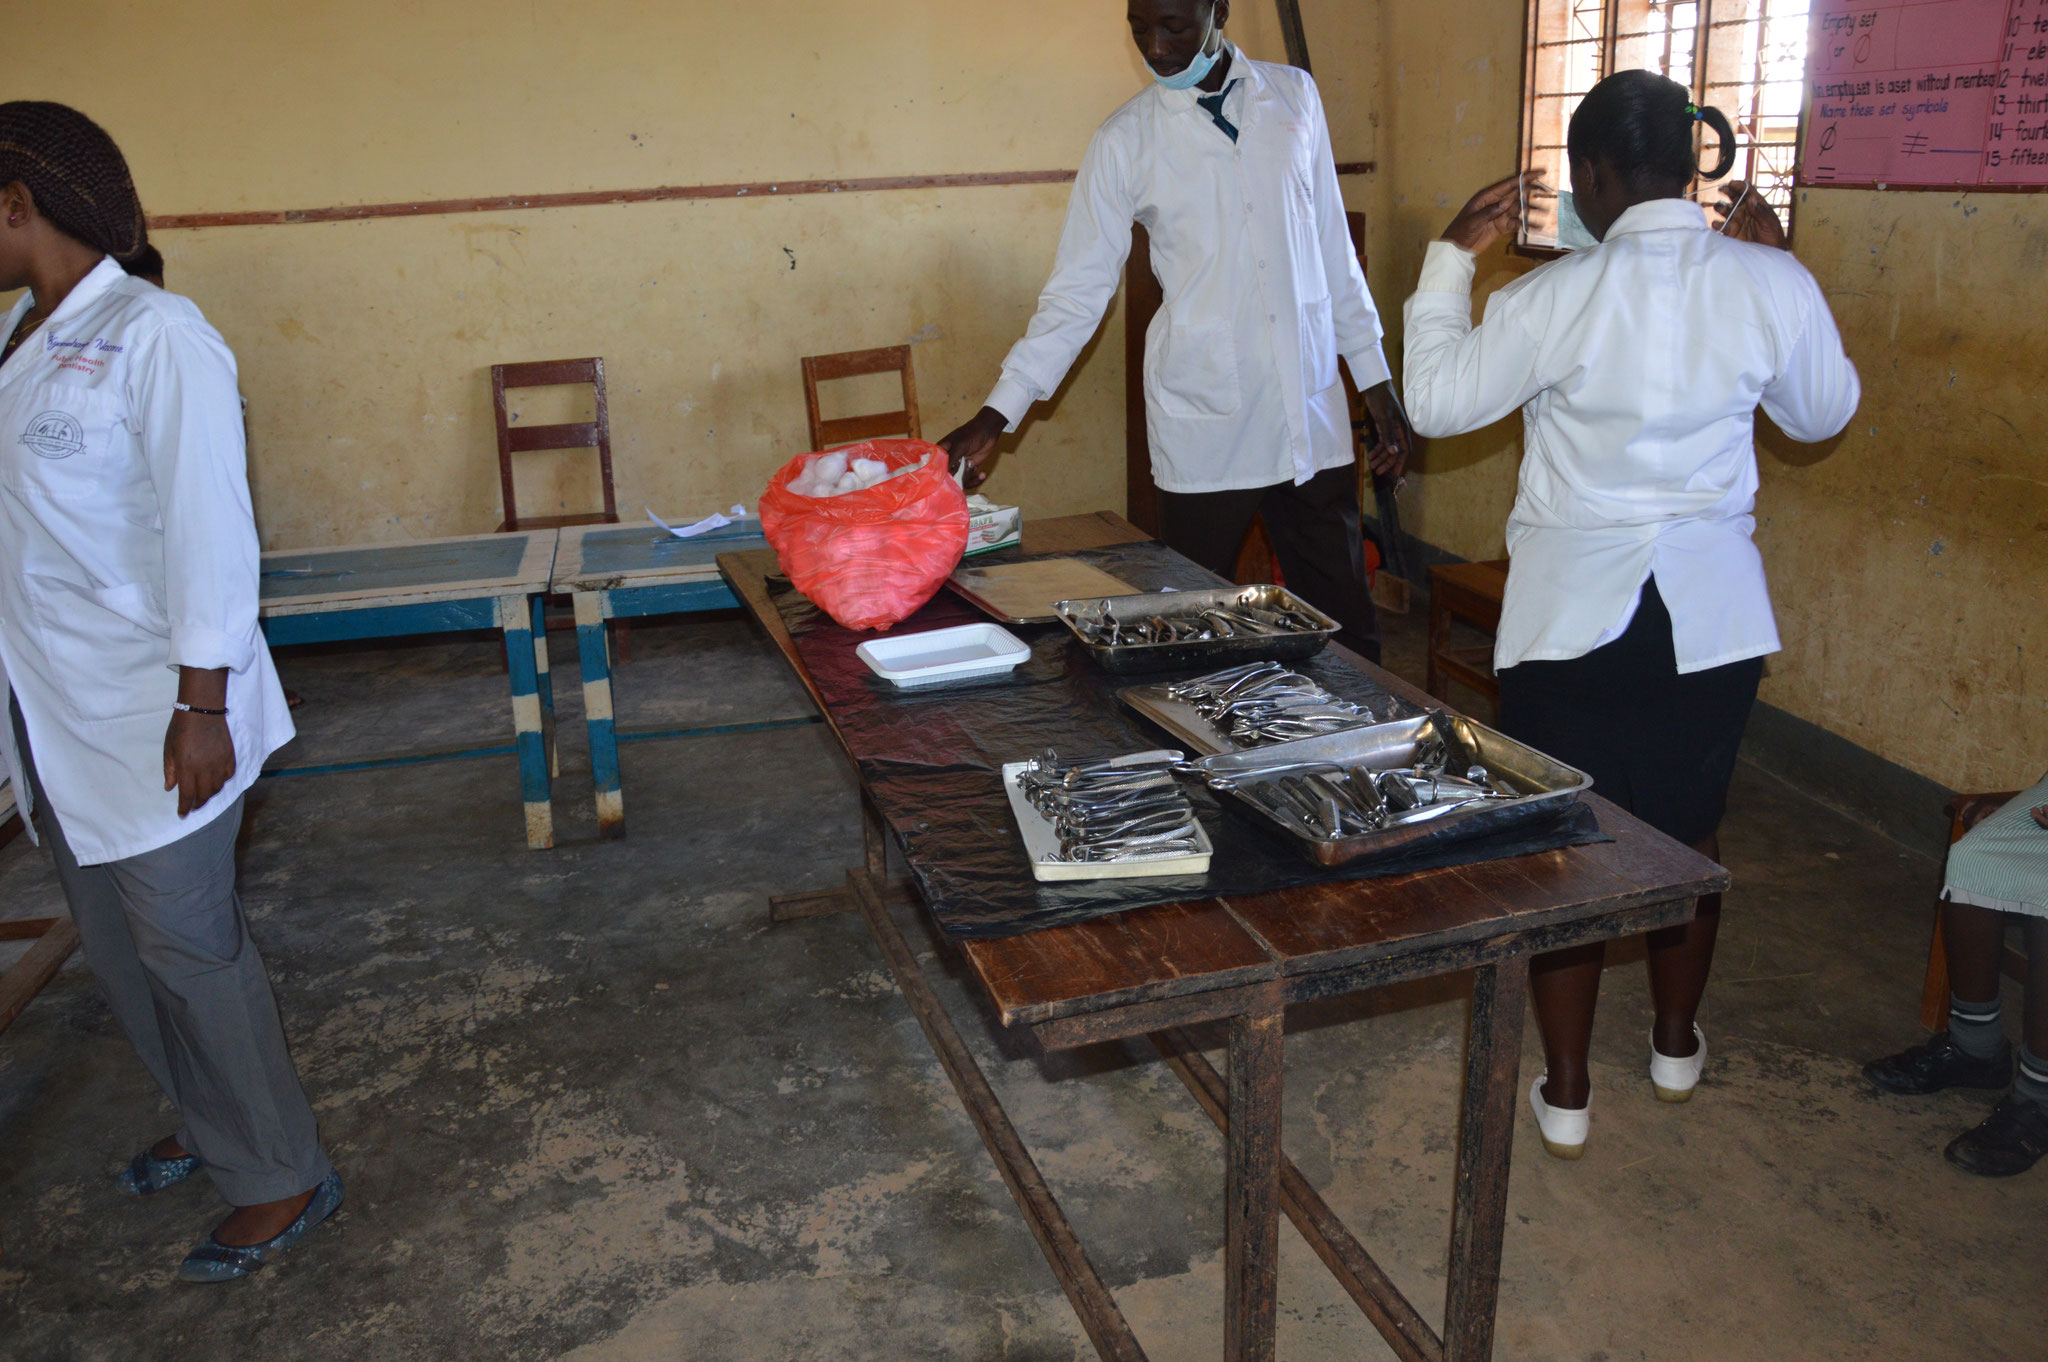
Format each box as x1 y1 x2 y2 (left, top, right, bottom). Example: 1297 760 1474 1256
773 541 1607 939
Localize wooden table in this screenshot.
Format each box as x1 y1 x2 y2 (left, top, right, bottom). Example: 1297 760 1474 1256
1426 559 1509 706
720 512 1725 1362
550 520 770 839
259 530 560 849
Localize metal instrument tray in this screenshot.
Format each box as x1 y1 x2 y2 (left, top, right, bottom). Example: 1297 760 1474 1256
1000 761 1213 881
1124 697 1591 867
1053 585 1341 675
1117 673 1384 753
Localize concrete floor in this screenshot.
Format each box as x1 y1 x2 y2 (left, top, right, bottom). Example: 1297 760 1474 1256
0 604 2040 1361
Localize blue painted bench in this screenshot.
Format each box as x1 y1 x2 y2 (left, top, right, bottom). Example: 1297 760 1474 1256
550 520 772 838
259 530 560 848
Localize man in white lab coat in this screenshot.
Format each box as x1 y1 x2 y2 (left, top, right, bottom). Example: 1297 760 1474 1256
0 101 339 1281
939 0 1413 660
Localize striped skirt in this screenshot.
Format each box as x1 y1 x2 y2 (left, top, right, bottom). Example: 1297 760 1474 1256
1945 772 2048 920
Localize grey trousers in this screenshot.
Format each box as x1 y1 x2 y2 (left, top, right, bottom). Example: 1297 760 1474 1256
14 705 332 1205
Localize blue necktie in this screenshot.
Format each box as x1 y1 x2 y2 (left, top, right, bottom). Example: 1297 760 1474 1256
1196 79 1240 143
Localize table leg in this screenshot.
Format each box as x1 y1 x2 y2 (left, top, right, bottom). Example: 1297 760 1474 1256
1153 1029 1444 1362
498 596 555 849
862 790 889 879
1226 1006 1285 1362
530 594 558 778
573 591 625 839
1443 956 1530 1362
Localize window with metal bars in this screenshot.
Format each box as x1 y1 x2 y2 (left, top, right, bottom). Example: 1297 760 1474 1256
1519 0 1810 242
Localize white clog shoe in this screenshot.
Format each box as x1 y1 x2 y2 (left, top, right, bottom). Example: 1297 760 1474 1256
1650 1025 1708 1103
1528 1074 1589 1160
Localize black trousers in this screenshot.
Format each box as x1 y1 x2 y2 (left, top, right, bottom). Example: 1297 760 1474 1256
1496 579 1763 847
1155 463 1381 663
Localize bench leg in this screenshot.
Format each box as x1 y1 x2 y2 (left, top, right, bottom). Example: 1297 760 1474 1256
500 596 554 849
531 594 558 778
574 591 625 839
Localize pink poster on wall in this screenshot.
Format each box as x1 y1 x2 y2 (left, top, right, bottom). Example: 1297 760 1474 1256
1800 0 2048 187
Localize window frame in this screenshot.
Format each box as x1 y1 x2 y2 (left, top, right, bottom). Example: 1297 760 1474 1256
1514 0 1809 258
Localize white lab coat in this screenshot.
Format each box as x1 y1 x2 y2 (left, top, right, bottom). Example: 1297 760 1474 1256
0 257 293 864
1402 200 1860 674
986 43 1391 493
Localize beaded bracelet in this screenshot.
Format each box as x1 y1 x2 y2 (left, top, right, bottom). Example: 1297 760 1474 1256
173 702 229 717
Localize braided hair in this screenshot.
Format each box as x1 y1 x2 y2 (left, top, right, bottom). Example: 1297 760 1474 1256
0 101 155 276
1567 70 1737 194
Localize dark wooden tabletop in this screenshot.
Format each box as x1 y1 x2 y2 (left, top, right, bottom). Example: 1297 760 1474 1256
721 512 1727 1044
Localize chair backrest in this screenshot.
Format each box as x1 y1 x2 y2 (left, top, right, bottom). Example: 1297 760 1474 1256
491 357 617 530
800 345 922 451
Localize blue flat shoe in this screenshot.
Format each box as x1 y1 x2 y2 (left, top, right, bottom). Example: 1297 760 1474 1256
177 1171 344 1283
119 1146 202 1197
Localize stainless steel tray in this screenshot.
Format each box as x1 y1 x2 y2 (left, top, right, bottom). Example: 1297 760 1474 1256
1116 674 1385 753
1124 697 1590 867
1053 585 1340 675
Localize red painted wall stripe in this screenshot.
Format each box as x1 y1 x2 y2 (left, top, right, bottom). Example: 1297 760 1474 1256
148 163 1376 231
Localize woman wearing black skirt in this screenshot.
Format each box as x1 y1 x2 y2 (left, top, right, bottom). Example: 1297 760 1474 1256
1401 71 1860 1157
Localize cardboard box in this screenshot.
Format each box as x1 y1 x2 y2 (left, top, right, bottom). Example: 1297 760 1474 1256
964 496 1023 556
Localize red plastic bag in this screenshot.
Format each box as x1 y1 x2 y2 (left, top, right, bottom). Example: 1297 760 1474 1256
759 438 970 632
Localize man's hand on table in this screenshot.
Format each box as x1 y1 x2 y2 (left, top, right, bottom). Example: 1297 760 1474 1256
938 407 1007 492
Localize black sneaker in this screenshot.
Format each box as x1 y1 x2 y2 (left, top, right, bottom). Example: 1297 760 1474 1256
1863 1031 2012 1095
1945 1096 2048 1177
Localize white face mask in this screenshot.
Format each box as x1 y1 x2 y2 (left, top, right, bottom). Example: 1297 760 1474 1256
1152 27 1223 90
1554 191 1599 251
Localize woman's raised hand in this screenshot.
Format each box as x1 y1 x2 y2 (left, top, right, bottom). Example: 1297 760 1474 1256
1441 170 1550 254
1711 180 1788 249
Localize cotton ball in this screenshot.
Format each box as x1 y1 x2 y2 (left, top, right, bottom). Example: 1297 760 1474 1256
815 451 849 481
850 458 887 486
831 471 863 496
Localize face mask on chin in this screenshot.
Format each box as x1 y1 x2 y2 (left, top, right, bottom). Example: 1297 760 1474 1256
1153 31 1223 90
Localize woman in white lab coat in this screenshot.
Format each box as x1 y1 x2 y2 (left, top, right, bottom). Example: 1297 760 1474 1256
1401 72 1859 1158
0 101 339 1279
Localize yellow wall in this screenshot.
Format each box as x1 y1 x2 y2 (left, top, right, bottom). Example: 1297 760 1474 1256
1 0 1382 552
0 4 1129 545
1366 0 2046 793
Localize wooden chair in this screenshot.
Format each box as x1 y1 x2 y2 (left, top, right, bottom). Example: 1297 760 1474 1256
1426 559 1509 706
493 357 619 532
1918 791 2032 1029
492 357 629 658
800 346 921 450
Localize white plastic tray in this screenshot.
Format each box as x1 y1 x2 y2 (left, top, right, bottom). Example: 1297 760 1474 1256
1001 761 1214 881
856 623 1030 688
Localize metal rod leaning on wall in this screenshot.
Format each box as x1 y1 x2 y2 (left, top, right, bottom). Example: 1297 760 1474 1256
1274 0 1312 73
